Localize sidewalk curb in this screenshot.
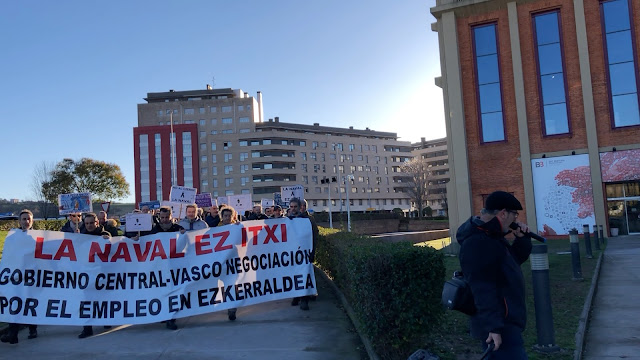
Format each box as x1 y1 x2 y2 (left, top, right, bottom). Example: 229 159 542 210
573 251 604 360
314 265 380 360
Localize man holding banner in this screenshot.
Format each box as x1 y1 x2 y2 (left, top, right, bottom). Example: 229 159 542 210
1 210 38 345
178 204 208 232
149 206 184 330
287 198 319 311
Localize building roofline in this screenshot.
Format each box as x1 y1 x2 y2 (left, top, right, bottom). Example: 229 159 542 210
144 88 240 102
255 120 400 140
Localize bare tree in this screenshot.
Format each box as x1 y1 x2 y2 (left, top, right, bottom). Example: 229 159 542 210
400 157 431 218
31 161 54 219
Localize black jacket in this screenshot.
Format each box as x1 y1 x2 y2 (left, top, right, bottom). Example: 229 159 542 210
205 214 220 227
81 226 111 237
150 223 184 234
247 213 268 220
456 216 532 342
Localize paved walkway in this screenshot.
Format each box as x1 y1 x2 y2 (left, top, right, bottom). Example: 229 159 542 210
0 270 365 360
583 234 640 359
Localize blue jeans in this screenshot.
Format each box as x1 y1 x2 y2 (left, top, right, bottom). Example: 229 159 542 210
481 342 528 360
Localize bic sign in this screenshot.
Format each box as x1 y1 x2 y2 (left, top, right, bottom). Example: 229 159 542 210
535 161 545 168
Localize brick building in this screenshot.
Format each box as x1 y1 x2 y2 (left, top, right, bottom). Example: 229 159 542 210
431 0 640 237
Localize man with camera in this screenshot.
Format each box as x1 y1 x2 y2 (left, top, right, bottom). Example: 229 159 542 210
456 191 533 359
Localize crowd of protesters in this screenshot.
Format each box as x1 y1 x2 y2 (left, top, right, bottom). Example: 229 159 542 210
1 198 318 344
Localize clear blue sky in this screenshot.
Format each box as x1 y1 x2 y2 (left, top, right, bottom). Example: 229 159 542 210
0 0 444 203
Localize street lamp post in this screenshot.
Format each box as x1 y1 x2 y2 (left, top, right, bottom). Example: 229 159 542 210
345 174 354 232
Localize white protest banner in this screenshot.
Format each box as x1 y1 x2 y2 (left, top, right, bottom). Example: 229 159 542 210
281 185 304 206
195 193 213 208
58 193 92 215
0 218 315 326
217 196 229 206
161 201 187 219
169 185 197 204
261 198 274 209
125 213 154 232
228 194 252 214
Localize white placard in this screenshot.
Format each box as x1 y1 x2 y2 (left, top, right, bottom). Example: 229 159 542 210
261 198 274 209
217 196 229 205
228 194 252 213
169 185 197 204
281 185 304 205
125 213 154 232
161 201 187 220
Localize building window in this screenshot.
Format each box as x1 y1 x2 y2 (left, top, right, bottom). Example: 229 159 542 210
533 11 570 135
225 178 233 186
184 120 194 124
199 119 206 126
240 152 249 161
211 143 217 151
601 0 640 128
210 130 218 135
212 155 217 163
201 155 207 163
212 166 217 175
240 164 249 173
224 142 232 150
239 117 250 123
200 131 206 138
238 105 244 112
222 117 233 124
472 23 505 142
239 128 250 133
184 108 195 115
241 177 249 186
157 110 163 117
222 129 234 134
224 153 232 162
210 106 216 113
224 165 233 174
221 106 232 112
199 107 205 114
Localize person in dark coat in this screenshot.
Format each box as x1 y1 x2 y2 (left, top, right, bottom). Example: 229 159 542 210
287 198 318 311
77 213 111 339
149 206 184 330
247 205 268 220
456 191 533 359
1 210 38 345
60 212 84 233
205 204 220 227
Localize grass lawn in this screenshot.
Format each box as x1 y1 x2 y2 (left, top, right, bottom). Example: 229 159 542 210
424 238 602 360
0 230 7 261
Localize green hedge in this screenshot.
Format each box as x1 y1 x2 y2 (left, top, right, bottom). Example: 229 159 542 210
316 228 445 359
0 220 67 231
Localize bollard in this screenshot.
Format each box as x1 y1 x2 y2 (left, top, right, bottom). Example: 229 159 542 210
599 225 605 245
531 244 560 353
569 229 583 281
583 224 593 259
593 224 600 250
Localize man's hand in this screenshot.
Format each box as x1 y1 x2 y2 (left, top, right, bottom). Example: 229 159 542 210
486 332 502 351
512 221 530 237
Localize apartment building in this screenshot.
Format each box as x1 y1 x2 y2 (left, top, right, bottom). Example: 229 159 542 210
431 0 640 237
411 137 449 216
134 87 414 213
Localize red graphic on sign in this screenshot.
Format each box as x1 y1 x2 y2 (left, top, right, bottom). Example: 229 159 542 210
555 165 594 219
600 149 640 182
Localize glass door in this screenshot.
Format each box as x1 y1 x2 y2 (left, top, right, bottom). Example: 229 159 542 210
626 200 640 234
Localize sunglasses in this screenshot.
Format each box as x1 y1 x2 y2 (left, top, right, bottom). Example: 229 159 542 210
70 214 81 218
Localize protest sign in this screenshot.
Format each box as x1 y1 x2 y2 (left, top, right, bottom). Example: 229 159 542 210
58 193 92 215
217 196 229 206
195 193 213 208
160 201 187 219
280 185 304 206
139 200 161 210
228 194 252 214
125 213 154 232
169 186 197 204
261 198 274 209
0 218 315 325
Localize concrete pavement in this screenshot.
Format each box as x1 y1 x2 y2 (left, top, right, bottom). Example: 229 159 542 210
0 270 366 360
583 234 640 359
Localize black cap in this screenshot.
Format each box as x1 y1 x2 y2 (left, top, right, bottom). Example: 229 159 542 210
485 191 523 211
